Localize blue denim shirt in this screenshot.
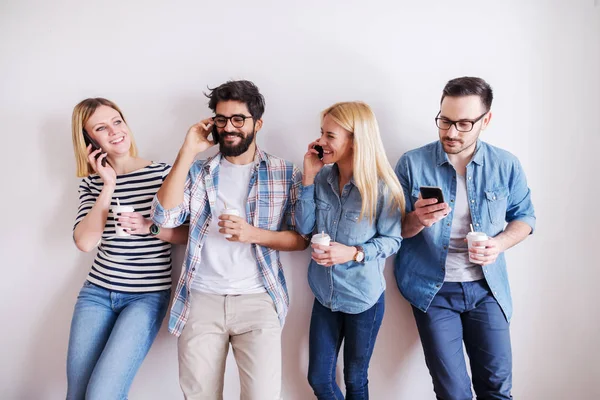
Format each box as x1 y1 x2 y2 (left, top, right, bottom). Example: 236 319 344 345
296 164 402 314
394 140 535 321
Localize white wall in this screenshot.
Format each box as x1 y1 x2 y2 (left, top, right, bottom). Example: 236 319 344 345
1 1 599 399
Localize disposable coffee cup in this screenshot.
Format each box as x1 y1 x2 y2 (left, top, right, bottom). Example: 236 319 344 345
220 207 240 238
112 204 135 237
311 232 331 254
467 232 488 264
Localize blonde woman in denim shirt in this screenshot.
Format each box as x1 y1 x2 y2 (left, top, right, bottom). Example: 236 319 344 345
295 102 405 400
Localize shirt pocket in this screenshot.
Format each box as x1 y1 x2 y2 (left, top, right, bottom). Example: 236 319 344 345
258 194 288 227
485 187 509 226
343 210 373 243
315 199 331 234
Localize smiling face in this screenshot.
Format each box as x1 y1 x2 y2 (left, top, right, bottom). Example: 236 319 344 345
317 114 354 165
84 105 132 156
214 100 262 157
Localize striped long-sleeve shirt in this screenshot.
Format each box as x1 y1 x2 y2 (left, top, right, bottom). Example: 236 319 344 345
74 162 173 292
151 147 303 337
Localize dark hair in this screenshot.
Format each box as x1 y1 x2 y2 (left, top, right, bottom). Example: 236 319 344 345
205 80 265 120
441 77 494 112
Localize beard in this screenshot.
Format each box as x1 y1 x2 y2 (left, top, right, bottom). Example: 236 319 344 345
217 129 255 157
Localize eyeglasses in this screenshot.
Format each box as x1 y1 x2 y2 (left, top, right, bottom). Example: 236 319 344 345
213 114 253 129
435 111 488 132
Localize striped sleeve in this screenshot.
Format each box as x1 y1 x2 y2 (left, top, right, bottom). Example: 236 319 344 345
74 177 98 231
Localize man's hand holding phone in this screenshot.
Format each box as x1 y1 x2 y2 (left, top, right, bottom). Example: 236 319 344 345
181 118 216 157
414 188 452 228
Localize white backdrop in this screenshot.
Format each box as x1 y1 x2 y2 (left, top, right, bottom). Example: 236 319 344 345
1 1 599 399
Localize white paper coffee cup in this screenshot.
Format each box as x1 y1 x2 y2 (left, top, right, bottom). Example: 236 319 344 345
311 232 331 254
467 232 488 264
220 208 240 238
113 205 135 237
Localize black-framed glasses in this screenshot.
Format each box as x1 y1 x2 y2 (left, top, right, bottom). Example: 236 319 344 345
213 114 253 129
435 111 488 132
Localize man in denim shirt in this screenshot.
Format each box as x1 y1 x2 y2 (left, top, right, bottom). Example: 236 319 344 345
394 77 535 400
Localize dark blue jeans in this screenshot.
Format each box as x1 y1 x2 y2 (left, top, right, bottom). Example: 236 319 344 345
412 280 512 400
307 293 385 400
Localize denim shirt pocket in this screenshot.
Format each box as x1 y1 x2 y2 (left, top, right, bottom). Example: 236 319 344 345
315 198 331 234
485 187 509 226
343 210 372 243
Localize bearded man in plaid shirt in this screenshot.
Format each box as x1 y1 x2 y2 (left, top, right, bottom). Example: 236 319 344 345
152 80 308 400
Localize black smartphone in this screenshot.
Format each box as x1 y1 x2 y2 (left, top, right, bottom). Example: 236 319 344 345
83 129 107 167
420 186 445 204
313 145 324 160
211 124 219 144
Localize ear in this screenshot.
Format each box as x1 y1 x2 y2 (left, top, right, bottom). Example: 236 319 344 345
254 118 263 132
481 111 492 130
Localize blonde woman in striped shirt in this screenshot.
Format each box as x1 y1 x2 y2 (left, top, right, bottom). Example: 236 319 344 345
66 98 188 400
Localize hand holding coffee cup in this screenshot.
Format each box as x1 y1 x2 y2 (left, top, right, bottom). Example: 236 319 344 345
467 231 489 264
311 232 331 254
113 200 135 237
220 207 241 239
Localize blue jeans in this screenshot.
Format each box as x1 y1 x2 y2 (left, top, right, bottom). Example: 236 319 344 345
66 281 170 400
308 293 385 400
412 280 512 400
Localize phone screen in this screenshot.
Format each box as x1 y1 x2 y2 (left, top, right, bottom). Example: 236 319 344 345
420 186 445 204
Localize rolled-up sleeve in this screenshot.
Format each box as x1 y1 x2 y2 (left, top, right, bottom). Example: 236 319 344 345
506 159 536 233
361 188 403 262
294 182 316 236
151 170 192 228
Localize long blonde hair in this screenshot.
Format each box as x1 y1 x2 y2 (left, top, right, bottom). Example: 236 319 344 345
71 98 138 177
322 102 405 221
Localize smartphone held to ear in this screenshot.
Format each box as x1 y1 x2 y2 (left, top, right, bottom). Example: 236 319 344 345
420 186 445 204
211 124 219 144
83 130 108 167
313 145 324 160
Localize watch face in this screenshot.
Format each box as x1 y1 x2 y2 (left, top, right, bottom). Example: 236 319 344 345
150 224 159 235
357 252 364 262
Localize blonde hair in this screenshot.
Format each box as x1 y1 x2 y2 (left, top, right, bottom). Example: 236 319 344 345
322 102 405 221
71 98 138 177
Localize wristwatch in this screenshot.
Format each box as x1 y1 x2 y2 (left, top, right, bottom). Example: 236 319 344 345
149 223 161 236
353 246 365 263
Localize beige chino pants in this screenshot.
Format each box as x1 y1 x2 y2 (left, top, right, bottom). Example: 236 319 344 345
178 291 282 400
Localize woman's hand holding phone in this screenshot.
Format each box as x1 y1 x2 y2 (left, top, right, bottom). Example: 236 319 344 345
182 118 215 157
303 140 325 186
87 144 116 188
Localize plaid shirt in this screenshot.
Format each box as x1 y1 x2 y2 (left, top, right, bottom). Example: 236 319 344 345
151 147 303 337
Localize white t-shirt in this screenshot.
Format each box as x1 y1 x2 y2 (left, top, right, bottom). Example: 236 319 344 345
191 157 265 294
444 174 484 282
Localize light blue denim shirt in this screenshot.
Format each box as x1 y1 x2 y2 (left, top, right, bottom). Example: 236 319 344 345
296 164 402 314
394 140 536 321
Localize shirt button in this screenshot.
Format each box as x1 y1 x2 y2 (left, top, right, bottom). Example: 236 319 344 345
443 246 447 250
475 223 479 227
471 200 475 203
436 283 441 288
493 196 496 200
192 267 196 272
468 176 472 180
494 291 498 295
450 199 454 203
447 223 450 226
